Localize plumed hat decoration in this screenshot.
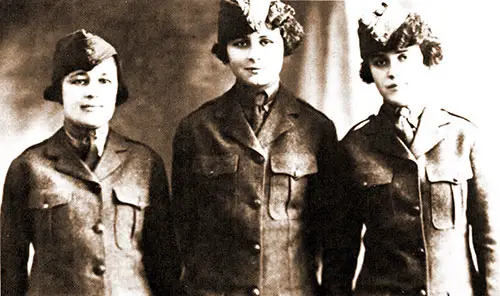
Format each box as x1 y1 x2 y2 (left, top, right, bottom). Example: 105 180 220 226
358 0 410 59
213 0 304 62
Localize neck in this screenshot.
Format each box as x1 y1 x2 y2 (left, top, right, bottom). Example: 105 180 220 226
384 101 425 119
64 119 108 140
236 79 280 99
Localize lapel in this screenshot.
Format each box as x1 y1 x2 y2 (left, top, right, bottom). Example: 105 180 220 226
257 86 297 148
364 113 416 161
410 107 450 157
44 129 100 183
216 86 266 156
93 130 128 180
44 129 128 183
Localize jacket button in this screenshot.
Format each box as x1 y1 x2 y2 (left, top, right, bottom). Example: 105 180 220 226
249 287 260 296
251 199 262 209
418 289 427 296
92 222 105 234
93 264 106 276
255 154 265 164
418 247 425 254
411 205 421 215
91 183 102 194
252 243 261 254
42 203 49 209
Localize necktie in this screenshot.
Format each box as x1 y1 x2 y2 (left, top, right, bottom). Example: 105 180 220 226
83 131 99 170
394 106 416 145
250 92 267 133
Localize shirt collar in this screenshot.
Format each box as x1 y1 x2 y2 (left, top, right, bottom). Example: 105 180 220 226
379 102 423 127
235 79 280 112
63 121 109 157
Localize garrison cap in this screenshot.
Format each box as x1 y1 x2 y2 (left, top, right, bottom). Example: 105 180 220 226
44 29 128 105
358 0 410 60
212 0 304 62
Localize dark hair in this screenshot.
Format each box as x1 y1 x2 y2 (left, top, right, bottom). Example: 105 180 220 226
359 13 443 84
43 55 129 105
212 7 304 64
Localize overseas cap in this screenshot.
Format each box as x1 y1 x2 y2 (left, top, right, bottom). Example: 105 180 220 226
44 29 128 105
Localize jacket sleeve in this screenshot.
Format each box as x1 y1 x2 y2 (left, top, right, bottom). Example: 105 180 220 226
320 139 364 296
171 118 198 269
1 157 32 296
141 152 181 296
467 129 500 295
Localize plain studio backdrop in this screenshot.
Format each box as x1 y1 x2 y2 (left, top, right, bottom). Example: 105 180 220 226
1 0 499 201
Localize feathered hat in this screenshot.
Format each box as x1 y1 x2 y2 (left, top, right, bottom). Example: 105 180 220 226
213 0 304 62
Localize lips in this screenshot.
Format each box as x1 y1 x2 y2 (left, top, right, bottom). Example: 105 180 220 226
387 83 398 89
245 67 264 73
81 104 102 110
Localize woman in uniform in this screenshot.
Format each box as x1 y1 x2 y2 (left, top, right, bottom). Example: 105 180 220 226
1 29 179 296
172 1 340 295
322 2 500 295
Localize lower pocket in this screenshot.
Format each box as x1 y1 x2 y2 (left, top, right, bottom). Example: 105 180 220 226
430 181 463 230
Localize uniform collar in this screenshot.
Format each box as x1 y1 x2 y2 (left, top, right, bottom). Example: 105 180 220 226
64 120 109 156
235 80 280 112
362 105 451 159
379 102 423 128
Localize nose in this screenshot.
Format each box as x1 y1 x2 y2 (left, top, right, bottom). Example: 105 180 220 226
247 44 262 62
387 58 401 79
387 64 397 80
84 81 98 99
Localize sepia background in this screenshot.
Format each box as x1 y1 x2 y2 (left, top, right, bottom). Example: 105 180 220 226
1 0 499 202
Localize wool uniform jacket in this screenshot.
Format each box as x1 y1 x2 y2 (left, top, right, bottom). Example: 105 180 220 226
172 85 339 296
1 129 180 296
322 106 500 296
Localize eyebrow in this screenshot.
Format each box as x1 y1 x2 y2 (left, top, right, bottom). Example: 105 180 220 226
394 49 409 54
371 48 408 58
69 70 87 76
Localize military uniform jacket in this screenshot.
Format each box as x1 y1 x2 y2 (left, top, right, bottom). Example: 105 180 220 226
322 107 500 296
172 85 339 296
1 129 179 296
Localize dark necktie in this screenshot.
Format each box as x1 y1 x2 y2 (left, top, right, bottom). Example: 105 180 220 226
250 92 268 133
394 106 416 145
83 131 99 170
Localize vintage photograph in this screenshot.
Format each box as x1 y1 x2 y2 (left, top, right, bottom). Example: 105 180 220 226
1 0 499 295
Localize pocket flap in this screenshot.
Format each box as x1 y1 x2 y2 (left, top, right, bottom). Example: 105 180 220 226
270 153 318 179
353 169 393 188
113 186 149 209
426 164 472 184
193 155 238 177
28 192 71 209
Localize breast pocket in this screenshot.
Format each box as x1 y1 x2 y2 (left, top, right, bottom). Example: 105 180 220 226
426 165 472 230
192 155 238 223
113 186 150 250
28 191 72 242
356 170 394 227
269 153 318 220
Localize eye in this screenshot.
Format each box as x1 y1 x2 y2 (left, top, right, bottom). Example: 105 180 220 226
260 38 273 46
69 77 88 85
230 39 249 48
370 56 388 67
398 53 408 62
98 77 112 84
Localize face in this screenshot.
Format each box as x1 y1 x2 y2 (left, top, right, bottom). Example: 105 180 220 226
369 45 429 107
226 26 284 89
61 57 118 129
